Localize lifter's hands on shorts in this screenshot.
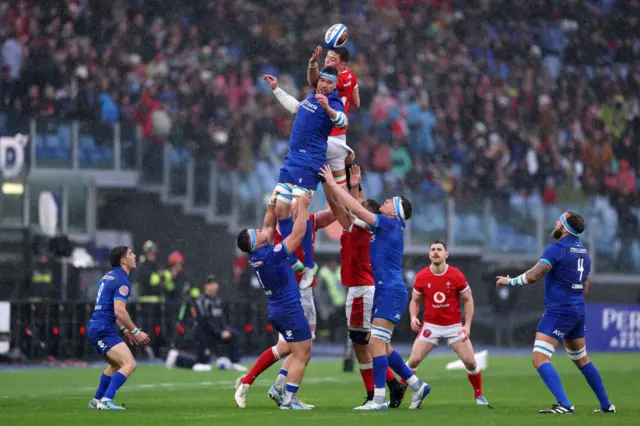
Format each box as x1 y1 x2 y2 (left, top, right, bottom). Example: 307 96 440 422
319 165 337 187
410 316 422 333
297 192 312 210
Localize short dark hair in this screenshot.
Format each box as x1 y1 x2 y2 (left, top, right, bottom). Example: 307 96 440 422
321 66 338 79
109 246 129 268
237 229 251 253
400 196 412 220
430 240 448 251
363 199 381 214
566 211 585 234
330 47 350 62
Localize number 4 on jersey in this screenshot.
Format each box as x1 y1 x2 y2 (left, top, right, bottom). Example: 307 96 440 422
577 258 584 281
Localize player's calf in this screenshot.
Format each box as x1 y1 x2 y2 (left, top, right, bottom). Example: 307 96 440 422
565 339 613 412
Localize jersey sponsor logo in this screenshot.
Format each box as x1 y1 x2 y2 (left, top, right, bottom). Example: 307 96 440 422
570 247 587 254
249 260 263 267
300 99 318 113
119 286 129 296
572 284 584 290
342 81 352 87
433 292 446 304
102 274 115 281
553 329 566 338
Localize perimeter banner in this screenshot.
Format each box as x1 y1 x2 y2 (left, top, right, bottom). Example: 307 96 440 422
586 303 640 351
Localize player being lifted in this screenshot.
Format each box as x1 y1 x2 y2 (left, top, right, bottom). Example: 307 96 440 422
321 166 431 411
326 164 407 407
87 246 151 410
408 241 490 406
263 68 347 289
235 193 314 410
496 212 615 414
307 45 359 188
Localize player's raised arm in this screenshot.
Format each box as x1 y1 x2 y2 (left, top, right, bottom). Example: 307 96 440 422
323 183 351 230
264 74 299 114
114 300 150 344
282 193 311 253
320 165 376 226
349 164 364 203
307 45 322 87
261 190 279 239
315 93 348 128
314 208 337 230
351 86 361 110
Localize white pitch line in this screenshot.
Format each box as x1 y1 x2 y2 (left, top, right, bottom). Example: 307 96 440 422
0 377 342 400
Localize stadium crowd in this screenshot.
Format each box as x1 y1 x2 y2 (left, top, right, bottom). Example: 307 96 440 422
1 0 640 268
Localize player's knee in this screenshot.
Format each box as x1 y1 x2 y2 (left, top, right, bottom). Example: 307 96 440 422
463 360 478 372
566 346 589 367
349 330 370 345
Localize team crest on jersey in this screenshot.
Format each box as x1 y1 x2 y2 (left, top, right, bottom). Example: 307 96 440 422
446 281 451 288
274 244 283 252
119 286 129 296
423 328 432 338
427 283 431 288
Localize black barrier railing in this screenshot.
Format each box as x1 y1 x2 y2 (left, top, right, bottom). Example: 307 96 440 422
10 301 397 361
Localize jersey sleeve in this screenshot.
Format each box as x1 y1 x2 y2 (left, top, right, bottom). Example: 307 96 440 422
113 277 131 303
540 243 562 269
329 96 345 113
412 273 424 295
456 270 470 294
352 71 359 89
371 214 396 232
310 214 318 231
272 242 291 263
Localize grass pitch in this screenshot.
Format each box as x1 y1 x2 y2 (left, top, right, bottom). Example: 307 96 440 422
0 353 636 426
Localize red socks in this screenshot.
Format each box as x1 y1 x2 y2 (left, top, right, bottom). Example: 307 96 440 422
467 371 483 398
241 347 279 385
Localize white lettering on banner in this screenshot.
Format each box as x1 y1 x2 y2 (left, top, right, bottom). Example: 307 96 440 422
0 134 28 178
601 307 640 349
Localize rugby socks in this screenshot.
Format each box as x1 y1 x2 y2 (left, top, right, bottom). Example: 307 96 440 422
241 346 280 385
579 362 611 409
537 363 571 407
359 362 374 400
102 372 127 401
387 350 415 382
94 373 112 400
372 355 388 404
385 367 402 390
283 382 299 406
301 219 315 268
274 368 289 391
467 367 483 398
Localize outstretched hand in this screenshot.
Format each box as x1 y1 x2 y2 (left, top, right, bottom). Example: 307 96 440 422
263 74 278 90
495 276 510 287
319 165 337 187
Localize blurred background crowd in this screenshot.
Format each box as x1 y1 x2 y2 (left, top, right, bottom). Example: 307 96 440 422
1 0 639 268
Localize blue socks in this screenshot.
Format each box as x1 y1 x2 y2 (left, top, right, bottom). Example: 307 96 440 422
387 350 414 381
301 219 315 268
283 382 299 405
94 373 112 400
537 363 571 407
372 355 388 404
580 362 611 408
103 372 127 400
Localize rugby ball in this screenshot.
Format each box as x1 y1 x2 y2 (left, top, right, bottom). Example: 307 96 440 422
324 24 348 49
216 356 231 370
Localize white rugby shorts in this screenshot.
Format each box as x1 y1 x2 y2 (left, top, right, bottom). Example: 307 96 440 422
279 287 316 342
345 286 375 331
418 322 465 346
327 135 354 172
